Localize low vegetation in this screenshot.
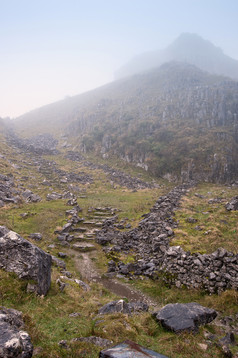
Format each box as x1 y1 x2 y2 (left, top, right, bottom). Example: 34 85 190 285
0 145 237 357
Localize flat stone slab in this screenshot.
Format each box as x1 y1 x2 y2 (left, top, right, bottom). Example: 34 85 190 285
72 243 95 251
99 340 169 358
153 302 217 333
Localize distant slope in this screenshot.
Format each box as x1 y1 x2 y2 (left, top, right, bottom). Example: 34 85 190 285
115 33 238 81
13 62 238 183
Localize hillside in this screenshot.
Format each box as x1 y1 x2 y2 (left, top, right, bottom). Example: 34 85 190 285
13 62 238 184
115 33 238 80
0 125 238 357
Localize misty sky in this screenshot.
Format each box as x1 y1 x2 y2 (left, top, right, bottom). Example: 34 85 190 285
1 0 238 118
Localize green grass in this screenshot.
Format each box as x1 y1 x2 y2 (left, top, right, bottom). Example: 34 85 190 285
172 183 238 253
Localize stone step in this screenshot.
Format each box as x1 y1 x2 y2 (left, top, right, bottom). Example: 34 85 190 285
72 242 95 252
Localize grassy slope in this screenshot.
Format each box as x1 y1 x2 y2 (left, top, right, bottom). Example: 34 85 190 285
172 183 238 253
0 150 237 357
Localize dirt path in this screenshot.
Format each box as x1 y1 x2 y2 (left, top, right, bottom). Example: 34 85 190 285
69 248 159 309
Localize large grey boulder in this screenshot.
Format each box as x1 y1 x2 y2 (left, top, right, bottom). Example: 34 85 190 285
99 340 168 358
153 302 217 333
0 226 51 295
0 307 33 357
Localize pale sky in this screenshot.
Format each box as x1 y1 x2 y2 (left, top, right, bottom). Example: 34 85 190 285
1 0 238 118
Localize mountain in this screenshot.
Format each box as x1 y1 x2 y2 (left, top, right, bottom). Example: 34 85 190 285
115 33 238 81
13 62 238 184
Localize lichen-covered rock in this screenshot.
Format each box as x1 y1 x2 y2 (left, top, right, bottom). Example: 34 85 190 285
153 302 217 333
0 226 51 295
0 307 33 358
226 196 238 211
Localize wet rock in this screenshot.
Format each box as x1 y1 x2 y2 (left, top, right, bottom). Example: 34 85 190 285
0 226 52 295
0 307 33 358
153 302 217 333
99 340 169 358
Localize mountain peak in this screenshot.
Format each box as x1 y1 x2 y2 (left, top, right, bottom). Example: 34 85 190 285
115 33 238 80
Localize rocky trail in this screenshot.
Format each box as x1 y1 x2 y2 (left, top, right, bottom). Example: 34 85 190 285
1 131 238 357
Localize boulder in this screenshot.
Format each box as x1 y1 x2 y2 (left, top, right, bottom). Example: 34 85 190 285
153 302 217 333
0 226 51 295
99 340 168 358
0 307 33 357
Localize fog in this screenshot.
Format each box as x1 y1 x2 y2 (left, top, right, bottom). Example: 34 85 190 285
1 0 238 118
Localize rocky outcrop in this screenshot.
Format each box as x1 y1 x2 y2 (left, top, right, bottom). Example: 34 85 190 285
0 227 52 295
0 307 33 358
153 302 217 333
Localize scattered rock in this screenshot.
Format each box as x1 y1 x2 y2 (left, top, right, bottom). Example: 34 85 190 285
153 302 217 333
